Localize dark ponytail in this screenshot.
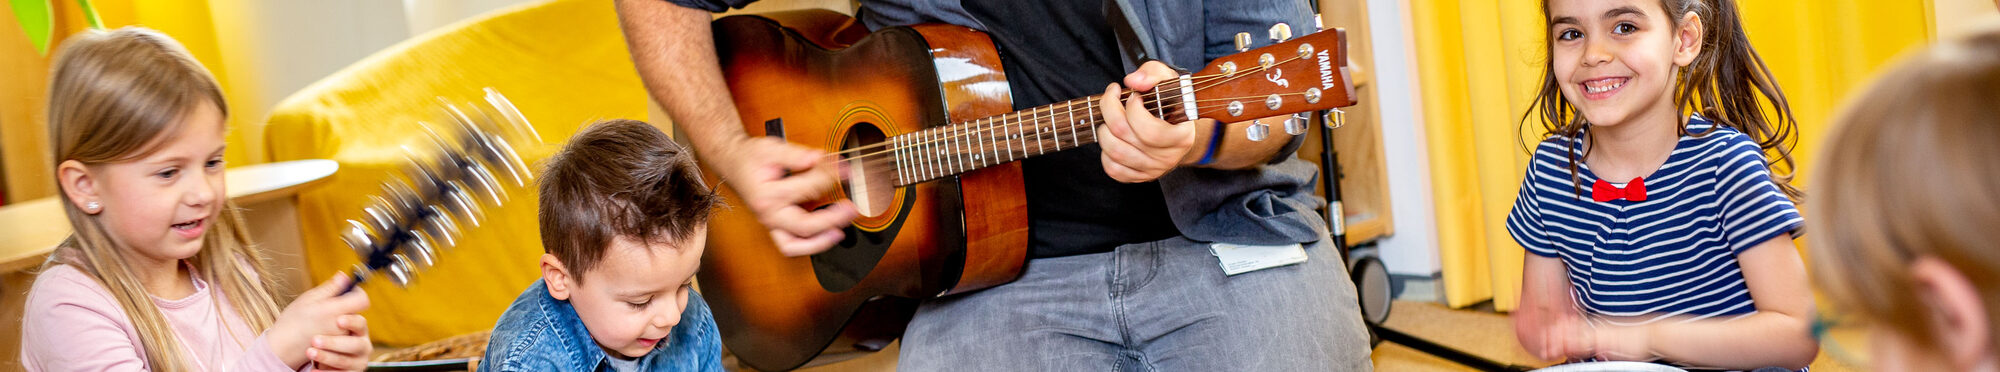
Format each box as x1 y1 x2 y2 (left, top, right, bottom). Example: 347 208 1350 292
1673 0 1801 199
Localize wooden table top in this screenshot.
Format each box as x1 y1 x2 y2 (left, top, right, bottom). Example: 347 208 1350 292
0 159 338 273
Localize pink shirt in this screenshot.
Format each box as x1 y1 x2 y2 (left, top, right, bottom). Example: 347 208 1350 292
19 263 299 371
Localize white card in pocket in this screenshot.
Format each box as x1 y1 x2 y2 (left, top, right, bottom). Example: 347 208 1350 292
1208 242 1308 276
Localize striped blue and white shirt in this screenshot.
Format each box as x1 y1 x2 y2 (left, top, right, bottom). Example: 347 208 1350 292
1506 116 1802 325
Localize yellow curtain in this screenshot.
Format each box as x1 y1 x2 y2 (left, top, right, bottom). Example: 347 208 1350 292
0 0 260 204
1410 0 1936 310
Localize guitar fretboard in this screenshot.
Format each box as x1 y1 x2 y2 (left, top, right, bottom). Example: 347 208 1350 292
883 78 1190 186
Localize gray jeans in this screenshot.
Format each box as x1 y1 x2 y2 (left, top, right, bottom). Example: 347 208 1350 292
898 235 1375 371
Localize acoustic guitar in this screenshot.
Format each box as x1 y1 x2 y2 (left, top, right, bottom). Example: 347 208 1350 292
697 10 1356 370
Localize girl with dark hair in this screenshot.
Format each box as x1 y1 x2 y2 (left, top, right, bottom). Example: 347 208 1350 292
1506 0 1816 370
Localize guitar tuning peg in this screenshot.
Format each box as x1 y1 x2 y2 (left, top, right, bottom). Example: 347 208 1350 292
1324 108 1347 129
1247 119 1271 142
1284 113 1309 135
1269 23 1293 43
1234 32 1252 52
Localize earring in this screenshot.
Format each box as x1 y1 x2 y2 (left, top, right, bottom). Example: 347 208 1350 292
85 201 100 212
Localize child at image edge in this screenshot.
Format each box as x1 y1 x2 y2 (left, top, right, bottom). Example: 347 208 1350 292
1809 20 2000 372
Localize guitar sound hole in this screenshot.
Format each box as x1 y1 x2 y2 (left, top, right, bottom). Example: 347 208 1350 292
841 123 895 218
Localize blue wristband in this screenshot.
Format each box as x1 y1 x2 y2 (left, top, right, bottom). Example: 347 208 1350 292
1195 119 1227 165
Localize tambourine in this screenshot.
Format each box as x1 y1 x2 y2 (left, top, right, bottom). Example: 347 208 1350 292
337 88 540 293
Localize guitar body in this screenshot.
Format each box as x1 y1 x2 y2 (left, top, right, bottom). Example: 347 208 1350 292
699 9 1359 370
700 10 1029 371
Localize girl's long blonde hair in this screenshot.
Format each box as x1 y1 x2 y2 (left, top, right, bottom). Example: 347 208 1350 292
44 26 282 370
1808 23 2000 357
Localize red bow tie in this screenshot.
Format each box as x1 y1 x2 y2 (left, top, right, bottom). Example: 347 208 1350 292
1592 177 1647 202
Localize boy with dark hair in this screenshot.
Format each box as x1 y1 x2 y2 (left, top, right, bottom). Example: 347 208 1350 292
481 119 725 372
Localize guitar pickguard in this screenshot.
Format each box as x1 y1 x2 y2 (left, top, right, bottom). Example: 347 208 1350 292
809 181 925 293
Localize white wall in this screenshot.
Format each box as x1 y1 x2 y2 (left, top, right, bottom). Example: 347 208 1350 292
1362 0 1442 276
404 0 545 36
210 0 412 162
209 0 540 162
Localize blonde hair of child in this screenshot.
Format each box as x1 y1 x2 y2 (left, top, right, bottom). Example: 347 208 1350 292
44 26 282 370
1808 22 2000 356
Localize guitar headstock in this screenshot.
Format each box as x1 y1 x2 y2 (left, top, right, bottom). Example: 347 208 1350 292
1186 25 1356 123
339 88 541 290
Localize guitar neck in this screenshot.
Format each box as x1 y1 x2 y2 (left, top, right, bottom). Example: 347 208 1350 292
884 77 1192 186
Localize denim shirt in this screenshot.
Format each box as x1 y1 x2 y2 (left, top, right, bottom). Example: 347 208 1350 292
479 280 724 372
666 0 1330 246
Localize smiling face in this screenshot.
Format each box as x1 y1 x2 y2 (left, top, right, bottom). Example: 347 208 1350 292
1546 0 1702 129
70 101 229 269
546 230 706 359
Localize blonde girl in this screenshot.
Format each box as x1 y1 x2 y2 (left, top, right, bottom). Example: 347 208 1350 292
1506 0 1817 370
20 27 372 371
1810 22 2000 372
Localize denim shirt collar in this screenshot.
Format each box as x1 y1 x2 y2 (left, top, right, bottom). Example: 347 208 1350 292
534 282 615 370
486 279 724 372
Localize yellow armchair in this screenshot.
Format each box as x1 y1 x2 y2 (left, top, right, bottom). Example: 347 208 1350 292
263 0 650 346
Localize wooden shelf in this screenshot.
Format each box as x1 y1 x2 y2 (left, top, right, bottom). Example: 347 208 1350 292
1344 217 1389 248
1297 0 1396 249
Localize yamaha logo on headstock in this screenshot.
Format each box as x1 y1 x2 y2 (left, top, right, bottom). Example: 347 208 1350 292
1317 49 1336 91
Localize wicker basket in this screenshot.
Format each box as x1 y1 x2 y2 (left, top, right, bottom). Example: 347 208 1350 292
372 330 491 369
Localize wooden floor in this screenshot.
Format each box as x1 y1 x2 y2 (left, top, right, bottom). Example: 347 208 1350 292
147 299 1875 372
770 300 1870 371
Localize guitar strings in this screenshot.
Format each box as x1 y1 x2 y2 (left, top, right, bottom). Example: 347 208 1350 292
818 63 1256 158
844 97 1327 186
850 89 1321 184
845 89 1323 168
837 55 1315 176
851 52 1313 158
837 86 1315 185
820 56 1304 162
836 89 1318 169
836 58 1314 169
871 54 1312 158
822 53 1314 171
819 79 1193 158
